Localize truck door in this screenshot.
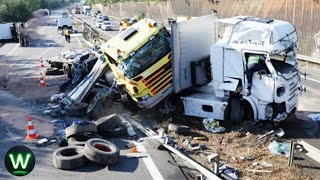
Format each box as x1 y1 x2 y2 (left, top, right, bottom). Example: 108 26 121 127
171 14 217 93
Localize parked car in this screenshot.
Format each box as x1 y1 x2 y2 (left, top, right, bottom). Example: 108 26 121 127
101 21 112 31
95 20 103 28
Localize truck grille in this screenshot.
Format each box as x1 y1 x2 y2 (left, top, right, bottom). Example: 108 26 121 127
143 61 172 96
287 78 298 110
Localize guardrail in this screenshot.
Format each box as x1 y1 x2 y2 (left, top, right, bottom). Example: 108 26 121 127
297 54 320 65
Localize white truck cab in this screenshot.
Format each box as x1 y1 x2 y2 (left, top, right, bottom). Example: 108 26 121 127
171 14 302 123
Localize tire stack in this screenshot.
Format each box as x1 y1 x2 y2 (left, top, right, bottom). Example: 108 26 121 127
52 121 120 170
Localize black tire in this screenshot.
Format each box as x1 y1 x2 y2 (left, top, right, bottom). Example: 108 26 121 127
52 146 88 170
65 102 89 117
230 97 245 124
83 138 119 165
65 121 97 138
86 92 103 119
121 93 138 110
103 68 115 87
63 63 72 79
68 134 94 146
45 67 63 75
168 123 190 134
51 62 63 69
94 114 128 137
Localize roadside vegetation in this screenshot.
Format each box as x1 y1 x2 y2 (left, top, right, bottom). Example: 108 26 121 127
0 0 68 22
85 0 166 5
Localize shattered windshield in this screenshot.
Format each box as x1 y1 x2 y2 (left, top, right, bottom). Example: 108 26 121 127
120 28 171 79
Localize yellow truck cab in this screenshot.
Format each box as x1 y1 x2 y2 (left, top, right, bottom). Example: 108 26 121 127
101 19 172 108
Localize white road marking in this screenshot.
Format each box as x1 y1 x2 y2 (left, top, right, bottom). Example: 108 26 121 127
306 76 320 84
136 143 164 180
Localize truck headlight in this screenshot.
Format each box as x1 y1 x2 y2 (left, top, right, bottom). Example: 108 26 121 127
277 86 285 97
265 104 273 119
141 94 151 101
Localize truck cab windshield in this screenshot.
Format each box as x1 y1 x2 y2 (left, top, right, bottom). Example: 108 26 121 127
121 28 171 79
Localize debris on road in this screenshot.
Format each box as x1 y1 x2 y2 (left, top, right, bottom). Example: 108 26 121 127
203 119 225 133
308 113 320 121
168 123 190 134
257 128 285 143
94 114 128 137
65 121 97 138
52 146 88 170
83 138 120 166
268 141 290 156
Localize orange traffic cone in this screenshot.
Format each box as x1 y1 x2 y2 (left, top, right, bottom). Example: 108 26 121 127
25 116 38 140
39 72 47 87
131 146 138 153
40 57 45 68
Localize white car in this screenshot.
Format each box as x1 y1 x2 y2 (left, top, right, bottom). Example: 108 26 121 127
95 20 103 28
96 15 103 21
101 21 112 31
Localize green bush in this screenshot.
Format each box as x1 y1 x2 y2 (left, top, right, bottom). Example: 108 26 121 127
0 0 68 22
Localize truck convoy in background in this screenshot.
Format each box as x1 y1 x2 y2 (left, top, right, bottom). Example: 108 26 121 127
65 14 302 124
0 22 29 47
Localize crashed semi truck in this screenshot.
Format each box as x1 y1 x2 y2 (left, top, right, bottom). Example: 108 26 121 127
65 13 302 123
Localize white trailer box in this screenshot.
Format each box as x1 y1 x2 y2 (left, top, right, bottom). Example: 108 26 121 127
0 23 14 40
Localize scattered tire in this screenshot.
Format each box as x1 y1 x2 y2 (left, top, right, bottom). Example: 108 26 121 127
94 114 128 137
52 146 88 170
83 138 119 166
65 122 97 138
230 97 245 124
168 123 190 134
45 67 63 75
68 134 93 146
86 92 103 119
63 63 72 79
65 102 89 117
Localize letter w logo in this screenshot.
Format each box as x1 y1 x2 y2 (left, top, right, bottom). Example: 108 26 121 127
9 154 31 169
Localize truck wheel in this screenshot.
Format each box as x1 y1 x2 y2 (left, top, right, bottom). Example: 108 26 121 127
94 114 128 137
103 68 115 87
121 93 138 110
68 134 94 146
65 102 89 117
52 146 88 170
230 98 245 124
86 92 103 119
63 63 72 79
65 121 97 138
83 138 119 166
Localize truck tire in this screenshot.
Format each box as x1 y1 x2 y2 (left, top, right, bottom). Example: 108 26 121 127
63 63 72 79
45 67 63 75
230 98 245 124
83 138 119 166
68 134 94 146
65 102 89 117
121 93 138 110
94 114 128 137
86 92 103 119
52 146 88 170
65 121 97 138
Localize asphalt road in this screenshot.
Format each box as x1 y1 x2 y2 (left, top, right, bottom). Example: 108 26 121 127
0 8 186 180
